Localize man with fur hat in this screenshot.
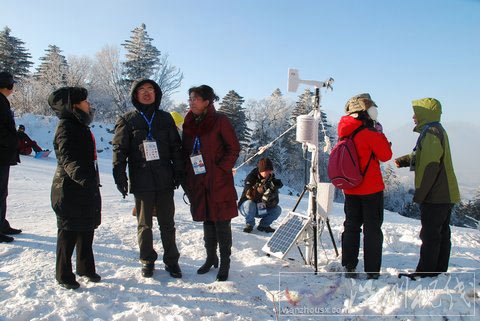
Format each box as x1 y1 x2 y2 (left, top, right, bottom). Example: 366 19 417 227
112 79 184 278
338 93 392 279
395 98 459 279
0 71 21 242
238 157 283 233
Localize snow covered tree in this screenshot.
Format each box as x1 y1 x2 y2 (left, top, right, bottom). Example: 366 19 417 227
0 26 33 79
218 90 251 155
66 55 94 87
91 45 130 117
152 53 183 108
35 45 69 89
247 89 292 174
122 23 160 83
383 163 409 212
280 88 314 190
318 109 334 182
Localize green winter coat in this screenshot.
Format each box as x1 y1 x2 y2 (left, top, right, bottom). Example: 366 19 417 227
396 98 460 204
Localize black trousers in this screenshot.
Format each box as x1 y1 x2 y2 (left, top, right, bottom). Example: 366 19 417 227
0 165 10 230
342 191 384 273
416 203 453 274
134 190 180 266
56 229 96 283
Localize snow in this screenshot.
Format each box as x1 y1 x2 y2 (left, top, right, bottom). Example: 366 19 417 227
1 115 479 320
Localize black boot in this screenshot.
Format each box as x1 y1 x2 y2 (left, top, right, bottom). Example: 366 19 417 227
215 220 232 282
197 222 219 274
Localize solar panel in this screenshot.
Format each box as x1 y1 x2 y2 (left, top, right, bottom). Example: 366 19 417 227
262 212 310 259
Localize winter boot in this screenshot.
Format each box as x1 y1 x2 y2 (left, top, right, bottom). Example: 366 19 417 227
197 222 219 274
215 220 232 282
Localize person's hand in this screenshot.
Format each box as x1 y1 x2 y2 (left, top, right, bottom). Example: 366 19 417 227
394 159 401 168
116 181 128 198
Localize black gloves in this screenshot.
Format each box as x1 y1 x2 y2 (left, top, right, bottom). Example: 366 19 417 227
116 180 128 198
113 166 128 198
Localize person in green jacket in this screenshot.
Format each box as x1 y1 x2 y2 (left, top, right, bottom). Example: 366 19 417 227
395 98 460 279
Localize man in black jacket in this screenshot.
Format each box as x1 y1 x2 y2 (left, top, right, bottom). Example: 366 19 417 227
238 158 283 233
0 72 21 242
112 79 184 278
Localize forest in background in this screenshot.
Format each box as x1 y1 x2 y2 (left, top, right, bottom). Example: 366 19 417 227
1 23 479 229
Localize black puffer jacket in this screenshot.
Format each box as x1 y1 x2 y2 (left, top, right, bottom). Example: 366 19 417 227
48 88 101 231
0 93 19 165
238 168 283 209
112 79 184 193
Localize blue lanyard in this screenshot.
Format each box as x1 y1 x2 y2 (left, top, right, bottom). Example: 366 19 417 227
192 137 201 154
413 121 440 152
140 111 156 140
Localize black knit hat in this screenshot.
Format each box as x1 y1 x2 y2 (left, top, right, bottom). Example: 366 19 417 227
257 158 274 172
0 71 16 88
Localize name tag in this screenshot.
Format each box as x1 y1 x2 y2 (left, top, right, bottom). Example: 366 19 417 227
143 140 160 161
190 154 206 175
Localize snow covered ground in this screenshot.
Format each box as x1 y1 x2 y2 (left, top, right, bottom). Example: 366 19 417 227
0 115 479 320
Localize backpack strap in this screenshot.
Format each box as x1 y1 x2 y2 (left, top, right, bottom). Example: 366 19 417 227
362 152 374 176
345 125 374 176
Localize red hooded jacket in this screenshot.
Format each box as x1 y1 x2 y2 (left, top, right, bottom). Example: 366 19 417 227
337 115 392 195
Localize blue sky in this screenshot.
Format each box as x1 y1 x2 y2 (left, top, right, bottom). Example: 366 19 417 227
2 0 479 129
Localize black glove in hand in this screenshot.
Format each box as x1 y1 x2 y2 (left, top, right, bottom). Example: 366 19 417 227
116 182 128 198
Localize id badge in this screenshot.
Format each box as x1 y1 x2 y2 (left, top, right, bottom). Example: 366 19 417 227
257 202 267 216
190 153 206 175
143 140 160 161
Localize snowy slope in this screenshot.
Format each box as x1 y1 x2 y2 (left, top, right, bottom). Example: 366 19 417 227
0 115 479 320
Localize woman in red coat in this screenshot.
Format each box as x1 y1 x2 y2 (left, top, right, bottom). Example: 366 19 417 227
338 93 392 279
182 85 240 281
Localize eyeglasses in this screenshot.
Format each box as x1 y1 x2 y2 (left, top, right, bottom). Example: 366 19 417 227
188 96 203 103
137 87 155 94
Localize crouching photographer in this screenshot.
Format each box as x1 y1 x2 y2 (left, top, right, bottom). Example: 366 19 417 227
238 158 283 233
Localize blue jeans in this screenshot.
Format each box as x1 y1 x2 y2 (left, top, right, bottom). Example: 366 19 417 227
239 200 281 227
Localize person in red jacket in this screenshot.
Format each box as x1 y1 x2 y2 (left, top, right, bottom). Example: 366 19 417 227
182 85 240 281
17 124 44 155
338 93 392 279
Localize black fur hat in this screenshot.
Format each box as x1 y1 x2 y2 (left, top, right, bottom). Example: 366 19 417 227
0 71 16 89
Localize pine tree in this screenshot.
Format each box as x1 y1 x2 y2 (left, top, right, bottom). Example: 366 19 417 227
35 45 69 89
218 90 251 153
0 26 33 78
122 23 160 83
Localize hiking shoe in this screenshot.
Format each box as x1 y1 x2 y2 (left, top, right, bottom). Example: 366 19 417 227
78 272 101 282
243 224 253 233
367 272 380 280
257 225 275 233
165 264 182 278
344 268 358 279
2 226 22 235
141 263 154 278
0 233 14 243
58 280 80 290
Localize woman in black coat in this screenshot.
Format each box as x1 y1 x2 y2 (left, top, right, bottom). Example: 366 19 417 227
48 87 101 289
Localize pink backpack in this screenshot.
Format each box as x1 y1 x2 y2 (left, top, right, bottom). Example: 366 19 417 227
328 126 373 189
